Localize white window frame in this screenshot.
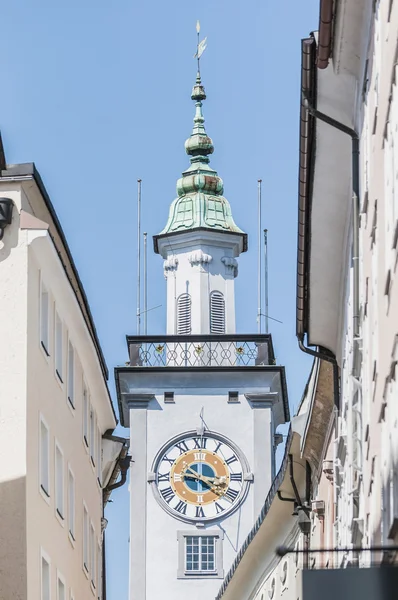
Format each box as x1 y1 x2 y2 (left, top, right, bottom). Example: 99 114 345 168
55 310 63 383
83 385 89 449
97 541 102 599
96 426 102 485
40 548 51 600
177 530 224 579
90 521 96 588
56 570 66 600
40 280 50 356
90 406 96 467
39 415 50 500
68 466 75 541
67 340 75 408
83 503 89 575
55 442 65 522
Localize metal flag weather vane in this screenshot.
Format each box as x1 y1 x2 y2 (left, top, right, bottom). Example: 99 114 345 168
194 20 207 74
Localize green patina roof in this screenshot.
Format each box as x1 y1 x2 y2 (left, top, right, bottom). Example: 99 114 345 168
156 73 246 241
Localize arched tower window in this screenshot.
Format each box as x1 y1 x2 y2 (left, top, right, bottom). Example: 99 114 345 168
177 293 191 334
210 291 225 334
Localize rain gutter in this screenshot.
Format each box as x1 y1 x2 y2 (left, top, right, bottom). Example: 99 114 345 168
317 0 334 69
296 36 340 408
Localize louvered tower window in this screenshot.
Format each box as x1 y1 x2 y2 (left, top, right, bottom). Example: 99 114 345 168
177 293 192 334
210 291 225 334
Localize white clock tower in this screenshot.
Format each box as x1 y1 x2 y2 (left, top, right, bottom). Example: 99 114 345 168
115 55 289 600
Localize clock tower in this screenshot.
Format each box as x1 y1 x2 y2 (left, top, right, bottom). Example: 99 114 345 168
115 58 289 600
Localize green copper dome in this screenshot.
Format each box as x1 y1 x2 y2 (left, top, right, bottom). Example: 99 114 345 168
154 73 247 252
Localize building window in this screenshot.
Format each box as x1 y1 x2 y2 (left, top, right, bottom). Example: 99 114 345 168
83 386 89 448
40 417 50 497
90 522 96 587
90 406 96 466
97 543 102 599
55 443 64 520
40 283 50 355
57 573 66 600
177 531 224 578
210 291 225 334
67 341 75 408
55 311 63 382
83 504 89 573
96 427 102 485
41 552 50 600
68 468 75 540
177 293 191 334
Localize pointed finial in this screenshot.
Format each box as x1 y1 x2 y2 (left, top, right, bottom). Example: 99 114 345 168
194 20 207 78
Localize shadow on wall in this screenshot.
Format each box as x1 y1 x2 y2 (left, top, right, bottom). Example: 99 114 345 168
0 205 19 263
0 476 27 598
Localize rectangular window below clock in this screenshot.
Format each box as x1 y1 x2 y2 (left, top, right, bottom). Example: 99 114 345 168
177 530 224 579
186 536 215 572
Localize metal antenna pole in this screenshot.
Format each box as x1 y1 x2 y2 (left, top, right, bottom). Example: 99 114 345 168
136 179 142 335
257 180 262 333
264 229 269 334
143 232 148 336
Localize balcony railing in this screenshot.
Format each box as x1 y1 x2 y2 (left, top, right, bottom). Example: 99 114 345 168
126 334 275 368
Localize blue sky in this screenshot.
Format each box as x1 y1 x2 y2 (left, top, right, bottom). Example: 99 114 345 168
0 0 319 596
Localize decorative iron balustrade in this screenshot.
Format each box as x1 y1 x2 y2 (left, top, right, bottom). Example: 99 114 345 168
126 335 275 368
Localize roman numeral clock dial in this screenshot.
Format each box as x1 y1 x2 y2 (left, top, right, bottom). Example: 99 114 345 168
152 432 251 523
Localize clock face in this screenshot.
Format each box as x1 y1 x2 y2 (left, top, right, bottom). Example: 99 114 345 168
152 431 250 523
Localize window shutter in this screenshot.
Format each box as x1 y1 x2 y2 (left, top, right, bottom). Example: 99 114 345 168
210 292 225 334
177 294 191 334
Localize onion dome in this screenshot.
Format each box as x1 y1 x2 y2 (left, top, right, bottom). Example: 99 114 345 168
154 73 247 253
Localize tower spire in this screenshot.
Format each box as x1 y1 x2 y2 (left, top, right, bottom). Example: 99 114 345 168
153 22 247 253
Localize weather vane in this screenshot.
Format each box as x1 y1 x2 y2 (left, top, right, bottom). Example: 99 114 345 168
194 20 207 76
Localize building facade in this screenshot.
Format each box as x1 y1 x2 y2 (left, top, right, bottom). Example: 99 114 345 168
0 154 128 599
115 69 289 600
216 1 398 599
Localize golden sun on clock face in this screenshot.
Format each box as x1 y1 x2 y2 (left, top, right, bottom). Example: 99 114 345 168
153 433 249 523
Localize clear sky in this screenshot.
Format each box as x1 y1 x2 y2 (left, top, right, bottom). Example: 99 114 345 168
0 0 319 596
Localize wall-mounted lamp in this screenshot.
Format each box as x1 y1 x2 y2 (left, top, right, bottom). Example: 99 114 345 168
0 198 13 240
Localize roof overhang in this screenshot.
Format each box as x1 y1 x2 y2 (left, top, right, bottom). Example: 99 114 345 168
153 227 248 256
296 35 357 359
115 364 289 428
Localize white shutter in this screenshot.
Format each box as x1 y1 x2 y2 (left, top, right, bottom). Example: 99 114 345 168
210 291 225 334
177 294 191 334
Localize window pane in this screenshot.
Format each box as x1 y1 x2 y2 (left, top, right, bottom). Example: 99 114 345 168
55 313 63 381
83 506 89 571
90 523 96 585
40 420 49 495
97 544 102 599
83 387 89 447
57 577 65 600
185 536 217 572
90 408 96 465
40 286 49 354
67 342 74 406
97 428 102 484
41 556 50 600
68 470 75 538
55 445 64 518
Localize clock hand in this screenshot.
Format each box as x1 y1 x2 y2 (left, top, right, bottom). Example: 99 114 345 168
183 466 219 485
